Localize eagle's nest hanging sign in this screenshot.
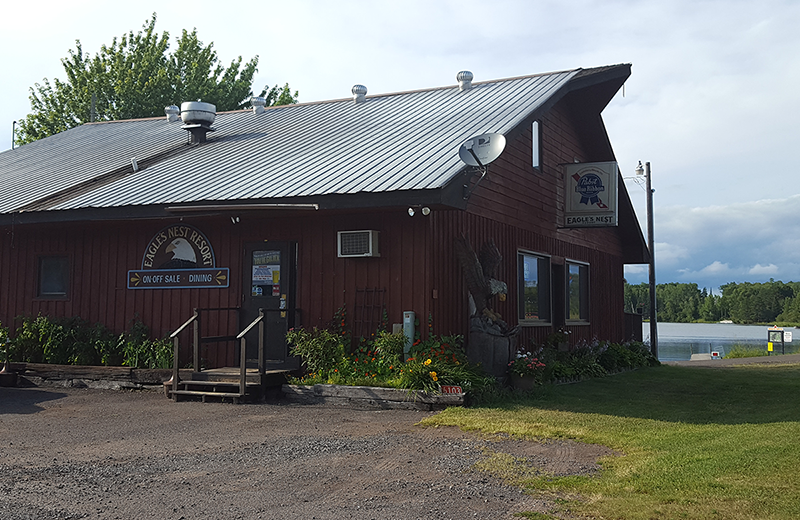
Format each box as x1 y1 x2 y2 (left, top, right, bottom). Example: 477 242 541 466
128 224 230 289
563 161 619 227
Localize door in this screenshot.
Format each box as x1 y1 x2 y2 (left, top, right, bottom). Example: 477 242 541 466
241 241 298 368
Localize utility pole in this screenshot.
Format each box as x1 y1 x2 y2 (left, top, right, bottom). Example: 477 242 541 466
637 161 658 358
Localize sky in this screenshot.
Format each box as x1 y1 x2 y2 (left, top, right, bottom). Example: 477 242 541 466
2 0 799 292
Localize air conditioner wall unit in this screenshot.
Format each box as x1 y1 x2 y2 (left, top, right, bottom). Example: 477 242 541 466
338 230 380 258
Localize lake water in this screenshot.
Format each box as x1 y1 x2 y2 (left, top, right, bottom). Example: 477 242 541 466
642 322 799 361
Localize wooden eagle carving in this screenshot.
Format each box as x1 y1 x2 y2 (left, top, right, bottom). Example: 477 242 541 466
454 234 508 322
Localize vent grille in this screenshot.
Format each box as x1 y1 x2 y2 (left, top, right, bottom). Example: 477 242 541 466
338 230 380 257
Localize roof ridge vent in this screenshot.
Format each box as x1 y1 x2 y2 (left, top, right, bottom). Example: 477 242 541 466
352 84 367 103
165 105 180 122
457 71 474 91
251 96 266 115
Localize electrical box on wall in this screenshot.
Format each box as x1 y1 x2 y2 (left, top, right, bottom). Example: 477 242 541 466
337 230 380 257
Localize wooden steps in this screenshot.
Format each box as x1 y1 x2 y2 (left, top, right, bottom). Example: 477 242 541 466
165 368 292 403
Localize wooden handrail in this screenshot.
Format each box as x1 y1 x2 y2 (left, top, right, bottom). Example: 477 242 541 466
170 311 198 339
236 313 264 339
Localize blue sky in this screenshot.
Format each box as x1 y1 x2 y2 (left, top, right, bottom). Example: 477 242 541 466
2 0 799 292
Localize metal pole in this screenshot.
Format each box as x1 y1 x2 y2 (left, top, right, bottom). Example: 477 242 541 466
645 162 658 358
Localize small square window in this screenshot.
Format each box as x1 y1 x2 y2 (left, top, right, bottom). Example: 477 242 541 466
38 256 69 298
518 251 550 323
567 262 589 322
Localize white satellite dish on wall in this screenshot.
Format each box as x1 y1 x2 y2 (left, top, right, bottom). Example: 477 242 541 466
458 133 506 167
458 132 507 200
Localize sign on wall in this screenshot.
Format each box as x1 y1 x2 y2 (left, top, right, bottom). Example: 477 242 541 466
127 224 230 289
564 161 619 227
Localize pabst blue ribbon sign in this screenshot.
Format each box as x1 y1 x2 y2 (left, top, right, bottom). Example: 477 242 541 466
564 162 619 227
128 224 230 289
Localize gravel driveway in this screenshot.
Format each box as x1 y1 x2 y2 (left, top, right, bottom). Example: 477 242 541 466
0 386 612 519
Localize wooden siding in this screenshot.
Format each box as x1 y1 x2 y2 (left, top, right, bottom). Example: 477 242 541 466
427 97 631 349
0 211 439 366
0 96 633 364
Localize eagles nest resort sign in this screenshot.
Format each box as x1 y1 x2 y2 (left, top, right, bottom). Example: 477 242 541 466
128 224 230 289
564 161 619 228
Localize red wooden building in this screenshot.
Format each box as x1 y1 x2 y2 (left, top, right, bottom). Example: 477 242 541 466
0 64 647 373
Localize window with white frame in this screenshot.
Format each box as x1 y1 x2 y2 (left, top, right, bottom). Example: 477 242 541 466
567 261 589 322
518 251 550 323
531 120 541 171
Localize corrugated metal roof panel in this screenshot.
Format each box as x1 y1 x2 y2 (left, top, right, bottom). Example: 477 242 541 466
0 69 582 213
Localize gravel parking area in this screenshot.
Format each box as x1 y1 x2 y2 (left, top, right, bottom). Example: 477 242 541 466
1 386 612 519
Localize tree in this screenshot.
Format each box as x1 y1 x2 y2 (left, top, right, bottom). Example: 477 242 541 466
624 281 650 318
719 280 794 324
655 282 701 323
15 14 298 145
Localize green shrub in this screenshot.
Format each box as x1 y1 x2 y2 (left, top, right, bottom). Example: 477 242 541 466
533 339 656 383
120 319 173 369
286 327 346 376
7 314 171 368
11 315 106 365
598 340 657 372
0 322 9 361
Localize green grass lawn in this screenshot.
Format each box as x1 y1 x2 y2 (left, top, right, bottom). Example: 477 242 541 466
423 364 800 519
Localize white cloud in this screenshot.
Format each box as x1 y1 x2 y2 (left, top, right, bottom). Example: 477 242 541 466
749 264 780 275
654 241 689 267
698 261 733 276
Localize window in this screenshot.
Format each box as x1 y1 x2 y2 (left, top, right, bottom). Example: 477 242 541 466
518 251 550 323
531 120 541 171
567 261 589 322
38 256 70 298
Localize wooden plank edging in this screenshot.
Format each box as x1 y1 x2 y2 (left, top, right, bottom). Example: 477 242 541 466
281 383 464 409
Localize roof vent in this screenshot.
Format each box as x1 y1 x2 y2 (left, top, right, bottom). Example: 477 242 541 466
457 71 474 91
165 105 180 122
251 96 266 115
180 101 216 144
352 84 367 104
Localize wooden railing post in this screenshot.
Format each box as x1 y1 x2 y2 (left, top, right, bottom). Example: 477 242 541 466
169 311 200 402
239 336 247 397
193 308 200 372
258 308 265 375
172 336 180 401
236 312 264 398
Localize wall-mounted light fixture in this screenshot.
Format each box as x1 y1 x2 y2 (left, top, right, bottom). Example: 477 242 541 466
407 206 431 217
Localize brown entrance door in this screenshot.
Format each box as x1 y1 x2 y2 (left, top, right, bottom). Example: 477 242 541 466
241 242 298 368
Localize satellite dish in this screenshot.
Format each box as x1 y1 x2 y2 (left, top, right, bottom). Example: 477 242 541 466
458 133 506 167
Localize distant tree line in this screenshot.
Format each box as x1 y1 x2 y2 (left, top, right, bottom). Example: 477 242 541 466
624 279 800 324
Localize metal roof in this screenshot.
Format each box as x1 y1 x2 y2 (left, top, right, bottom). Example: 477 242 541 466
0 67 597 215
